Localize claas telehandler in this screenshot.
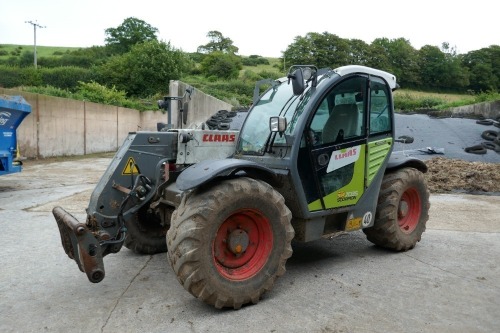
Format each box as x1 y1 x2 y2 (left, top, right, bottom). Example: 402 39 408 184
54 65 429 309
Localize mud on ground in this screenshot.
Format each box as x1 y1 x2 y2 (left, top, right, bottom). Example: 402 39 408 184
424 157 500 194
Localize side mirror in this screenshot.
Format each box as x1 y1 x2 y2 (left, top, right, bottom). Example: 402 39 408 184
270 116 287 133
288 68 305 95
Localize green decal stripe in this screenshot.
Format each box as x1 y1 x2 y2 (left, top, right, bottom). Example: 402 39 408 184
367 138 392 185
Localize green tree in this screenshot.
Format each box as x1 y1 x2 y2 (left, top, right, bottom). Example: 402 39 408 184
197 31 239 54
365 43 392 71
200 51 242 79
105 17 159 54
439 43 469 90
76 81 128 105
18 50 34 67
417 45 447 88
462 46 500 92
96 40 191 97
283 32 350 69
347 39 371 65
242 55 269 66
371 38 420 87
283 34 316 66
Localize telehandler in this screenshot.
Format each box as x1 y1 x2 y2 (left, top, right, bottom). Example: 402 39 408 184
54 65 429 309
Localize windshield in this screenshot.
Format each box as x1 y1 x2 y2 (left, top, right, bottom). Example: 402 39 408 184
237 81 300 155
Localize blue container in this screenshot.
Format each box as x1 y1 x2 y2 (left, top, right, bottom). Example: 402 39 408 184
0 95 32 175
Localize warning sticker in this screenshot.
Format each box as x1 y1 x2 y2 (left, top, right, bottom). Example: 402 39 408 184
122 157 140 175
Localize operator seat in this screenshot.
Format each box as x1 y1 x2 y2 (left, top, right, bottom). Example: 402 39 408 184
322 103 359 143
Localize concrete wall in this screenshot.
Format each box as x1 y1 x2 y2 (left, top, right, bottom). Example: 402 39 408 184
449 100 500 119
38 94 85 157
84 102 117 154
172 81 233 128
0 82 233 159
13 91 38 158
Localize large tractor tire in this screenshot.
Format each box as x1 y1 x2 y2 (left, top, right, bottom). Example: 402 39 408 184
124 205 169 254
363 168 430 251
167 177 294 309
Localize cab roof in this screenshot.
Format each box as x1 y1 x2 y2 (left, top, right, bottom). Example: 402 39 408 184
333 65 397 90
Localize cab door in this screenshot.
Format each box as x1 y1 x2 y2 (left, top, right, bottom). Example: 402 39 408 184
297 75 368 211
366 77 394 185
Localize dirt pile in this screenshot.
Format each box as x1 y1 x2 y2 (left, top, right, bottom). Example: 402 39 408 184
424 157 500 194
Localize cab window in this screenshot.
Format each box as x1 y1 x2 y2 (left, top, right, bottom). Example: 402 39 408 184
369 78 392 134
308 76 367 146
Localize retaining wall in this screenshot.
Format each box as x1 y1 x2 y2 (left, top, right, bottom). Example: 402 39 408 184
449 100 500 119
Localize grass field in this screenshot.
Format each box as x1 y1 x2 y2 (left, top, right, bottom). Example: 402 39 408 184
394 89 470 103
0 44 79 59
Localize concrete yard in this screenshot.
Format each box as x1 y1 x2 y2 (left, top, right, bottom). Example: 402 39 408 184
1 156 499 333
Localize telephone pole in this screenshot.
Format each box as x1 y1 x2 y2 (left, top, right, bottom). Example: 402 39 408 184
25 20 46 69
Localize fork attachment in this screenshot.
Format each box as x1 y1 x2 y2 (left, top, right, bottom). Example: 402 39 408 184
53 206 105 283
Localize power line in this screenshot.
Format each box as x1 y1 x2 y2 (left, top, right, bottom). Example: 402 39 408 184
25 20 46 69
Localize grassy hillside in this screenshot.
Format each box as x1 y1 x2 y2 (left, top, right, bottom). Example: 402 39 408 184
392 89 495 112
2 45 494 112
0 44 79 59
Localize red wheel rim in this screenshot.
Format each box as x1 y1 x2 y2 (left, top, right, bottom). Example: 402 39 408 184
398 187 421 234
213 209 273 280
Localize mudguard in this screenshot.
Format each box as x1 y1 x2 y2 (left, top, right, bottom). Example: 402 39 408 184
176 158 278 191
387 154 428 173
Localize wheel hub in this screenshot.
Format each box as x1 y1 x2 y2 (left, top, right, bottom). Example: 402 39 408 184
398 187 422 234
227 229 249 255
398 200 409 219
212 208 273 280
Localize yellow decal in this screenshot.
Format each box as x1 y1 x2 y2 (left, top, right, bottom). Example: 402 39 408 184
345 217 362 231
122 157 140 175
337 190 358 202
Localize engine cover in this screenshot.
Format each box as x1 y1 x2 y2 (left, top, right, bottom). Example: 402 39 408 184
174 129 239 164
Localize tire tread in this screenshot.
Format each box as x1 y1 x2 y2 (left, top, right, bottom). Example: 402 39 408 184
364 168 430 251
167 177 294 309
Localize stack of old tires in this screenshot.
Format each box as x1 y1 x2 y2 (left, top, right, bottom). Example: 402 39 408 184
465 118 500 154
205 110 238 130
205 108 249 131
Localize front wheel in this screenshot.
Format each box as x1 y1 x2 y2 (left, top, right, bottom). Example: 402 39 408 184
363 168 430 251
167 177 294 309
124 205 170 254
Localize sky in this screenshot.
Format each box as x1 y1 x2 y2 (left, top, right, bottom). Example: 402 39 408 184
1 0 498 57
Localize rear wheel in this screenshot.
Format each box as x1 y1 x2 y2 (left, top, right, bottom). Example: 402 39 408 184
124 205 170 254
363 168 430 251
167 177 294 309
